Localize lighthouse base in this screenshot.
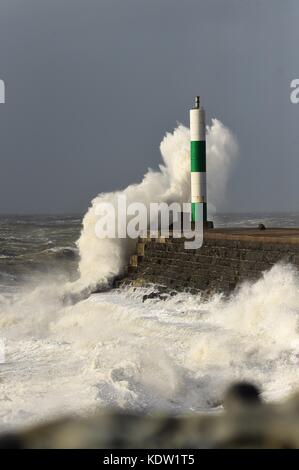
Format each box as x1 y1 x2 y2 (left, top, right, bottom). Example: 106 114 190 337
204 220 214 230
190 220 214 230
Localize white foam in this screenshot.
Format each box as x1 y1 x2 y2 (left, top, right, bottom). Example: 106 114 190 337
1 264 299 430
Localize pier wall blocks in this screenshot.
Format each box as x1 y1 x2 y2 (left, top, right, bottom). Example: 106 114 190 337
120 234 299 294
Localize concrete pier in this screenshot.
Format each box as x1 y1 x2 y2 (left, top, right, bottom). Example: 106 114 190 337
118 229 299 295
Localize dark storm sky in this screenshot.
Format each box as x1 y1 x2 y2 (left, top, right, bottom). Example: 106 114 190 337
0 0 298 214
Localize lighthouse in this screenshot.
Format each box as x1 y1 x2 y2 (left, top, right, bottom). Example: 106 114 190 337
190 96 207 224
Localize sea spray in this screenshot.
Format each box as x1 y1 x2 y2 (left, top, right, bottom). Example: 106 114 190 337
1 263 299 428
76 120 238 291
73 263 299 407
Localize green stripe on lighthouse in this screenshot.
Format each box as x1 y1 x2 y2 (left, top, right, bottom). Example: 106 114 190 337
191 141 206 172
191 202 207 223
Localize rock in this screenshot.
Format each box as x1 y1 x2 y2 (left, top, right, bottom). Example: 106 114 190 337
142 291 160 302
258 223 266 230
223 382 261 411
2 383 299 448
142 291 169 302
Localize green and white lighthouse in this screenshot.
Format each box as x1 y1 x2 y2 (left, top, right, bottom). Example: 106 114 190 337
190 96 207 223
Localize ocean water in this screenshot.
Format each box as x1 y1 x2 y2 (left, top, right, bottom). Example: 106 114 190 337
0 215 81 292
1 213 299 431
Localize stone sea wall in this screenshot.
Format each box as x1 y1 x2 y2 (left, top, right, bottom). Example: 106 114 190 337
117 229 299 295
